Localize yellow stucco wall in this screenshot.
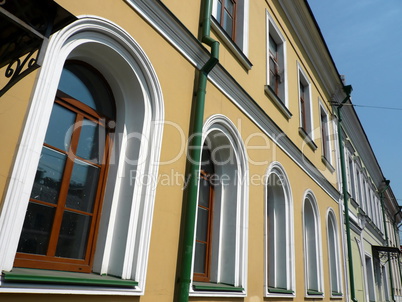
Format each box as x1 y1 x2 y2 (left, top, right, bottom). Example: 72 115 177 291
0 0 345 301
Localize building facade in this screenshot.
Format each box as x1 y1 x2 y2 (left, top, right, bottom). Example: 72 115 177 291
0 0 399 301
337 95 402 302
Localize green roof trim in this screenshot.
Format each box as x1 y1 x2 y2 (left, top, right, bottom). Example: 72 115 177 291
3 268 138 288
192 281 244 292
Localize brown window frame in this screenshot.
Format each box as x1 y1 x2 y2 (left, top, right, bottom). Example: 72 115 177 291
217 0 237 41
15 87 114 273
320 109 329 160
193 169 215 282
300 81 307 131
269 34 281 95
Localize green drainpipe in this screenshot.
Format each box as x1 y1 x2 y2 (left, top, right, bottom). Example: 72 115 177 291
176 1 219 301
394 221 402 297
379 181 395 302
336 85 358 302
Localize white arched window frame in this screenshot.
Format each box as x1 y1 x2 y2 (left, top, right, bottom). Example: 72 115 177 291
326 209 343 297
302 191 323 297
265 162 295 297
190 114 249 297
0 16 164 295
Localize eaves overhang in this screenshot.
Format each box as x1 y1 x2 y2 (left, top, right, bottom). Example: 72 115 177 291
0 0 76 97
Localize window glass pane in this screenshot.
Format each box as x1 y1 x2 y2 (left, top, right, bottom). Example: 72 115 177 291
55 211 91 259
59 63 115 119
30 146 66 204
17 202 55 255
66 159 100 213
217 0 222 23
44 103 76 151
196 208 209 242
198 178 211 208
76 118 105 164
269 35 278 55
225 0 234 15
194 242 207 274
223 11 233 37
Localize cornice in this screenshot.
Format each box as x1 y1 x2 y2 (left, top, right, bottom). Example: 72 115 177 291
126 0 340 201
277 0 342 99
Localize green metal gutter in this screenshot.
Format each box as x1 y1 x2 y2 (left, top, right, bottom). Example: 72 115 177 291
176 1 219 301
379 181 396 302
335 85 358 302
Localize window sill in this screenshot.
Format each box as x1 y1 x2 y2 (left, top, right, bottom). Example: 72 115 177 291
193 281 244 292
264 85 292 119
211 18 252 71
2 268 138 288
321 155 335 173
307 289 324 296
331 291 343 298
268 286 294 296
299 127 317 151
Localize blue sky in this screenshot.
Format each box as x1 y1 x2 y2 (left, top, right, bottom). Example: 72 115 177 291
308 0 402 204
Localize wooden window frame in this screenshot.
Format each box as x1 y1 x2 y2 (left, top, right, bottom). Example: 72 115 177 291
217 0 237 41
269 34 280 95
15 86 114 273
193 170 215 282
320 108 329 160
300 82 307 131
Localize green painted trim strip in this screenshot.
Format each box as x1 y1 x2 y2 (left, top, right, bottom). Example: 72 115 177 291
3 268 138 287
268 287 294 294
193 282 243 292
307 289 324 296
332 291 343 296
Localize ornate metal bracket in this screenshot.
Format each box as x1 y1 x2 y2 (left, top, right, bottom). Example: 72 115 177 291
0 0 76 97
372 245 401 264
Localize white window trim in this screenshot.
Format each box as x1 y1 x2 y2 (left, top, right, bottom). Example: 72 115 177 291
364 254 377 302
265 10 288 111
302 190 324 297
189 114 249 298
0 16 164 295
326 209 343 297
264 162 295 297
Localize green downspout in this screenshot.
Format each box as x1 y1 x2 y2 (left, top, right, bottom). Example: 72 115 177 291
379 181 395 302
393 221 402 298
336 85 358 302
176 1 219 302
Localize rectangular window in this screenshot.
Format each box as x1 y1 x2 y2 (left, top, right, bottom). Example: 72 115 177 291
348 156 356 199
298 67 312 136
365 255 376 302
265 11 288 114
211 0 250 69
320 107 330 160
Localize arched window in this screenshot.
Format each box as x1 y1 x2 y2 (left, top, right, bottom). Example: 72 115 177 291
0 17 164 294
266 162 294 296
327 210 342 296
191 115 248 296
15 61 115 272
303 192 323 296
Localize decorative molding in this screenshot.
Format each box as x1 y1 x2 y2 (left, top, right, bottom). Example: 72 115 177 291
126 0 340 201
